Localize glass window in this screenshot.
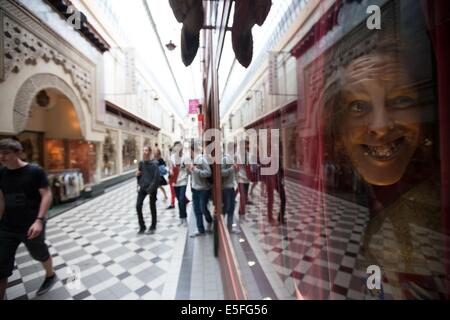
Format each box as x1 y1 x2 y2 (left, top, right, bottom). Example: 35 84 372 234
122 133 138 171
102 130 118 178
284 126 300 171
68 140 98 184
292 0 445 299
45 139 66 171
225 0 449 300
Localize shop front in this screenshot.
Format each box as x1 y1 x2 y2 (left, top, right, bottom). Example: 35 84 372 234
217 0 449 300
284 0 450 299
0 0 106 206
103 100 160 176
0 85 101 204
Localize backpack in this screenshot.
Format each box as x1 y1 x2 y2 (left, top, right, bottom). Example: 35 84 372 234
159 164 168 176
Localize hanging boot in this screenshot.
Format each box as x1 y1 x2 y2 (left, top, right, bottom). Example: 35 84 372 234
232 0 272 68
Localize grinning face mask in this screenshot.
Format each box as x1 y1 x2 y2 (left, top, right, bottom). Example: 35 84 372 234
339 53 427 186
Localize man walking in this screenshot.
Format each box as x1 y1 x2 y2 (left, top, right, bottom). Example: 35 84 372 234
188 141 213 237
235 139 255 221
221 143 239 233
136 146 160 235
0 139 55 300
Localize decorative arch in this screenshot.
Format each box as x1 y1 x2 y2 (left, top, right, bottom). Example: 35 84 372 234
13 73 87 138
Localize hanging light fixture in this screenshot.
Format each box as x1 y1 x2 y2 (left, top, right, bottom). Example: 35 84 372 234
166 40 176 51
36 90 50 108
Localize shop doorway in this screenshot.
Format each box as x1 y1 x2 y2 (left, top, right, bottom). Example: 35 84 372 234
5 86 98 205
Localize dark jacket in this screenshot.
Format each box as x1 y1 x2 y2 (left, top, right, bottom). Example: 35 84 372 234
137 160 160 194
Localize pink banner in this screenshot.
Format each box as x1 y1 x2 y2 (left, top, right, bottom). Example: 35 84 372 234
189 99 200 114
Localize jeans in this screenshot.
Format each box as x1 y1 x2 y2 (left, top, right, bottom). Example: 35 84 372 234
136 188 157 230
192 189 212 233
174 185 187 219
266 177 286 222
222 188 236 228
238 183 250 215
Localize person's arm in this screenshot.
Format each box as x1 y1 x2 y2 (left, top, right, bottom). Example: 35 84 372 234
0 190 4 221
37 187 52 220
28 187 52 240
221 156 234 177
193 157 212 178
28 168 52 240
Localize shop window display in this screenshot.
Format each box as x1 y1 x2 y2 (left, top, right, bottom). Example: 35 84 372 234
45 139 97 184
45 139 66 170
102 130 118 178
236 0 449 300
290 0 449 299
122 134 138 171
68 140 98 184
320 38 444 298
48 170 84 204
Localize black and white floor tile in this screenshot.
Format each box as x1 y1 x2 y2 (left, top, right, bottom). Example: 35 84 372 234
5 181 207 300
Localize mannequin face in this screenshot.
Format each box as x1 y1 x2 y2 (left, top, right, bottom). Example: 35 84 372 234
339 54 425 186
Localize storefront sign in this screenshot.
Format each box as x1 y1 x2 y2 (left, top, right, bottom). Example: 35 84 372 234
189 99 200 114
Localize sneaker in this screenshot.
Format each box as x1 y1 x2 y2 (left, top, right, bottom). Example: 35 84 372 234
206 223 213 233
137 228 146 235
230 228 241 234
190 231 205 238
36 274 57 296
178 218 187 226
166 205 175 210
146 226 156 234
278 216 287 225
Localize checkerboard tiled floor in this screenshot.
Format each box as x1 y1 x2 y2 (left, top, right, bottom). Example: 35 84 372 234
6 178 447 300
5 180 223 300
237 179 449 300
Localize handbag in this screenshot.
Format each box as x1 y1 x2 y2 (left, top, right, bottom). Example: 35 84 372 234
159 164 168 176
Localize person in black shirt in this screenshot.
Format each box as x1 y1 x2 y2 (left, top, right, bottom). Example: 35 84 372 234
154 149 168 201
135 146 160 235
0 139 55 300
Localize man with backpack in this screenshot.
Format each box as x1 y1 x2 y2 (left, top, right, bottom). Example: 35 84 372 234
0 139 55 299
136 146 160 235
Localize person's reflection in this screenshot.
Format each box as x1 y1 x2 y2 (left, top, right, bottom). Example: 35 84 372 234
322 42 444 298
261 132 286 225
